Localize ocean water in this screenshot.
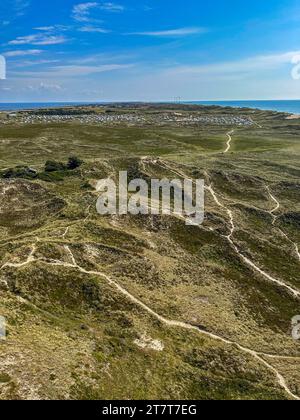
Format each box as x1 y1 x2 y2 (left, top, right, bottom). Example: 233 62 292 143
0 100 300 114
0 102 90 111
186 100 300 114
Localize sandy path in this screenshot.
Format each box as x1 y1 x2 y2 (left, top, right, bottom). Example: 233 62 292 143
153 157 300 299
224 130 235 153
1 243 299 400
266 186 280 225
1 138 299 399
206 182 300 298
266 187 300 262
1 241 37 269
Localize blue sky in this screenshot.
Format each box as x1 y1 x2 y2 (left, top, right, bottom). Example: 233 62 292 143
1 0 300 101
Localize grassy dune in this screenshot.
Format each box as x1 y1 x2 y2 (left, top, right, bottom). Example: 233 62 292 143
0 104 299 400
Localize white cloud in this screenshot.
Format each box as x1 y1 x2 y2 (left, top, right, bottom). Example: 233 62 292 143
167 51 300 76
9 34 68 46
14 59 60 67
0 1 29 28
14 0 30 16
79 25 110 33
27 82 64 92
34 26 56 31
128 27 206 37
4 49 42 57
33 25 70 32
99 2 124 12
72 2 99 22
72 2 124 22
71 52 134 64
13 63 134 78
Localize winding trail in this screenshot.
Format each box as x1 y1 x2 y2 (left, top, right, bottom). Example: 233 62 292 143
1 130 299 399
224 130 235 153
62 226 70 239
266 186 300 262
206 181 300 299
1 241 37 269
249 117 263 129
152 157 300 299
279 229 300 262
1 244 299 400
266 186 280 225
214 184 300 264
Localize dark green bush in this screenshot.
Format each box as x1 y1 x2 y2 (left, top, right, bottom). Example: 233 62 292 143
38 171 65 182
45 160 67 172
1 166 37 180
67 156 83 170
0 156 84 183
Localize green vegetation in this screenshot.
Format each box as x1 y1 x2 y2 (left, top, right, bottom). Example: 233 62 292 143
67 156 83 170
1 166 37 180
44 160 67 172
1 156 83 183
0 104 299 400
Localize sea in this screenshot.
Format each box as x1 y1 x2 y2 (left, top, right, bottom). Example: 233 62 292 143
1 100 300 114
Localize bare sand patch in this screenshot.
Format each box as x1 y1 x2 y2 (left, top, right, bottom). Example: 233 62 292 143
134 334 164 352
286 114 300 120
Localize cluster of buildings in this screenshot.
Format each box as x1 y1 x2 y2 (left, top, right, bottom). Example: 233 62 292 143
0 112 254 127
158 113 253 126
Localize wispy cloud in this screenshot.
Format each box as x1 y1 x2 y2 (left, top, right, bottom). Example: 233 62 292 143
79 25 110 33
15 63 134 78
27 82 64 92
8 34 68 46
0 0 30 25
128 27 206 37
72 2 124 22
4 49 42 57
72 2 99 22
14 0 30 16
71 52 134 64
33 25 70 32
99 2 124 12
14 59 60 67
167 51 300 76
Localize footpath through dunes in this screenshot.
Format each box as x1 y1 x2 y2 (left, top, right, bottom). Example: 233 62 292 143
206 180 300 299
149 148 300 300
265 186 300 262
224 130 235 153
1 108 300 400
1 242 300 400
266 185 280 225
0 179 65 233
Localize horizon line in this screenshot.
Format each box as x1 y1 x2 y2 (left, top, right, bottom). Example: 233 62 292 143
1 98 300 104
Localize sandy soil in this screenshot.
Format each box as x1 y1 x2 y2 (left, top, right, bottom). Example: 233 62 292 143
286 114 300 120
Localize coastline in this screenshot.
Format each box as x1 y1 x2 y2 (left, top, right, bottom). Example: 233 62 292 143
286 114 300 119
1 100 300 115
